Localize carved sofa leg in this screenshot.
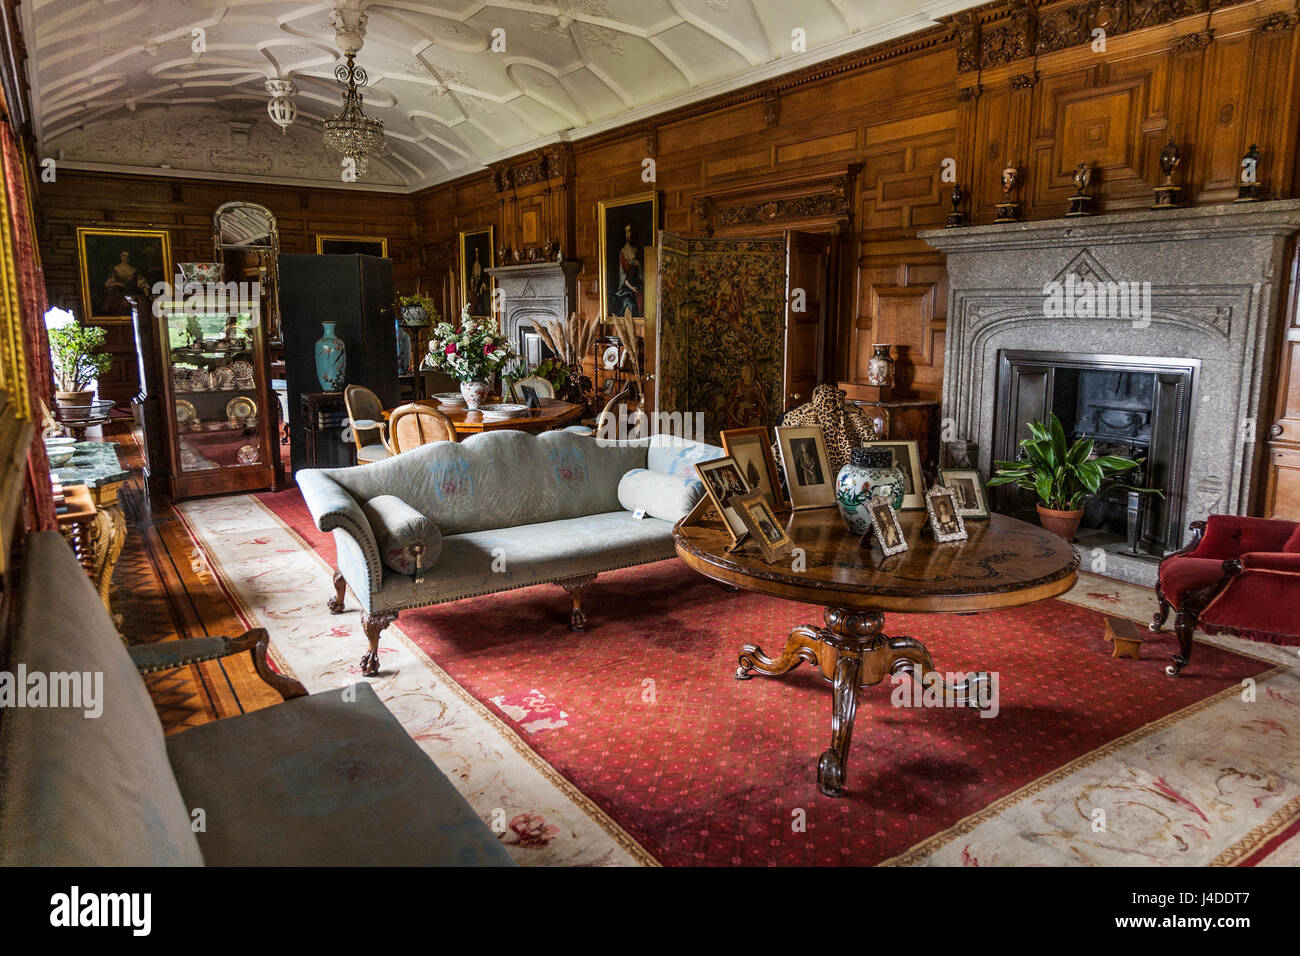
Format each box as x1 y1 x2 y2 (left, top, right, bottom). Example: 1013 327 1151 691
360 611 398 677
327 570 347 614
1149 584 1170 633
1167 610 1196 677
557 574 598 631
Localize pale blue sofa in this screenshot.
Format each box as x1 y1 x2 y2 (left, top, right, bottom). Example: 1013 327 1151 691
297 430 723 674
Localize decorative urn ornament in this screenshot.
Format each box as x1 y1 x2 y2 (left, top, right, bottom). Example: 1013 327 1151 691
1066 161 1093 217
314 321 347 392
836 447 906 535
994 164 1021 222
865 344 895 387
1152 139 1182 209
946 185 966 228
1236 144 1263 203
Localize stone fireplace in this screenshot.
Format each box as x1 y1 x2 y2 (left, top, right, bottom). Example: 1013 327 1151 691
486 260 581 366
920 201 1300 585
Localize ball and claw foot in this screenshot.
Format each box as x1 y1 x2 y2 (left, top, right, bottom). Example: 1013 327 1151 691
360 650 379 677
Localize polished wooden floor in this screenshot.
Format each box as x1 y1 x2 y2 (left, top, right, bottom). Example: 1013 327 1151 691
103 420 282 732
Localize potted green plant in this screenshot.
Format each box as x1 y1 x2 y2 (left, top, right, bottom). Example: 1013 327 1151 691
398 292 439 327
987 412 1162 541
49 323 112 411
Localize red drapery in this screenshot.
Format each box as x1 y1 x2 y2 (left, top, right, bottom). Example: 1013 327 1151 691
1 121 56 531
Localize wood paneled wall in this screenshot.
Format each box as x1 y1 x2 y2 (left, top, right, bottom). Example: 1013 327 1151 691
29 0 1300 515
412 0 1300 405
36 172 418 400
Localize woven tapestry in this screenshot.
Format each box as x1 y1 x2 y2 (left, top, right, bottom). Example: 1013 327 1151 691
653 232 785 444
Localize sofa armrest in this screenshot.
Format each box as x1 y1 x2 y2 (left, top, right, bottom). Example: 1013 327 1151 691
296 468 383 597
1240 551 1300 574
129 628 308 701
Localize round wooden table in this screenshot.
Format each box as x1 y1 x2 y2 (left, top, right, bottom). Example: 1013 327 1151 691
673 507 1079 796
386 397 584 436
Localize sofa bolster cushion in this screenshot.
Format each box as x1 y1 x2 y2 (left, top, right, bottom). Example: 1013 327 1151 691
363 495 442 576
617 468 705 523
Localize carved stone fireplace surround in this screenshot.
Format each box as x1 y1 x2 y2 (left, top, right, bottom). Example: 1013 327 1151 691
920 201 1300 585
486 260 581 363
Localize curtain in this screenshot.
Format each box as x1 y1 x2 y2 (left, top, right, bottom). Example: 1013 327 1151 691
1 121 56 530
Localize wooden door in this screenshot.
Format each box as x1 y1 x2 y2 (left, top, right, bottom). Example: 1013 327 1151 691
784 231 829 411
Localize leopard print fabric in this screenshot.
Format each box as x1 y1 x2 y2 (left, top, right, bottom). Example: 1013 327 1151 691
772 383 881 475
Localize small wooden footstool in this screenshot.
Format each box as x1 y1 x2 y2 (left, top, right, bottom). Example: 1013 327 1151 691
1103 616 1146 660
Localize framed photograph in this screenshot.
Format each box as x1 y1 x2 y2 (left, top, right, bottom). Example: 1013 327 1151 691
694 456 751 542
76 226 173 323
859 440 925 510
598 192 658 321
938 468 990 519
867 495 909 556
315 234 388 257
925 485 968 542
459 226 495 319
775 425 835 510
732 490 794 563
721 426 786 511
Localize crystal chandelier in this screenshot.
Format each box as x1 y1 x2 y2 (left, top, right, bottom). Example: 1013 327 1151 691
322 53 384 176
265 79 297 133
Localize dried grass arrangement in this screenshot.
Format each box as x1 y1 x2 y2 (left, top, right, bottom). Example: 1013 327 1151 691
609 311 644 401
535 311 600 366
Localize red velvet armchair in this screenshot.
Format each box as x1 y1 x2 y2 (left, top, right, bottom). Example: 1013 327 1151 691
1151 515 1300 676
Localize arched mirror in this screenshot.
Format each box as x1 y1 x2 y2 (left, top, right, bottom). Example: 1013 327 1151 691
212 202 281 342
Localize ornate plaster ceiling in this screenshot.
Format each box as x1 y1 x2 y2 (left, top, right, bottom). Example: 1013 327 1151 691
24 0 982 192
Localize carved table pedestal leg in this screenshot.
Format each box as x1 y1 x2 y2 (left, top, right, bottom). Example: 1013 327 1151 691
737 606 989 797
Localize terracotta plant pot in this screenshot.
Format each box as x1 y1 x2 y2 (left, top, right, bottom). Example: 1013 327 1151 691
55 389 94 409
1036 504 1084 542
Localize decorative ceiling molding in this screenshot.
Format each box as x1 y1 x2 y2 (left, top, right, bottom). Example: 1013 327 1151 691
23 0 988 192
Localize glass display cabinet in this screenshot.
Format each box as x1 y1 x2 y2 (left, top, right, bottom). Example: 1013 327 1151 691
155 300 277 498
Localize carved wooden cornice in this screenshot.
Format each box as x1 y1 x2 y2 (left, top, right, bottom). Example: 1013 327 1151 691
489 143 575 194
950 0 1256 72
692 165 861 237
1257 10 1298 32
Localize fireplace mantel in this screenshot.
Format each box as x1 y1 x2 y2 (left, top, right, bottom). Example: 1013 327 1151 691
920 201 1300 577
486 260 581 362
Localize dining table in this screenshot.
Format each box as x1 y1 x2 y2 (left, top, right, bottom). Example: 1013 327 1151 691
383 396 586 437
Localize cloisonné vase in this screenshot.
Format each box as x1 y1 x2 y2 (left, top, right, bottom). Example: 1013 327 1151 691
460 379 489 410
314 322 347 392
836 447 905 534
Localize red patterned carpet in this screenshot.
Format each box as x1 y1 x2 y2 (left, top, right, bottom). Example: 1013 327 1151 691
260 489 1272 866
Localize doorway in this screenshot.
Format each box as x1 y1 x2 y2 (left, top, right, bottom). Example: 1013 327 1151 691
784 230 832 412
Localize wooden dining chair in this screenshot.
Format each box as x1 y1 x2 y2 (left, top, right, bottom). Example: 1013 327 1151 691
388 404 458 454
343 384 391 463
511 375 556 402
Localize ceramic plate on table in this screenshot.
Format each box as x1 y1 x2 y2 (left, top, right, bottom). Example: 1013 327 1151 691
175 399 197 424
236 444 261 465
226 396 256 422
479 403 527 420
434 392 467 406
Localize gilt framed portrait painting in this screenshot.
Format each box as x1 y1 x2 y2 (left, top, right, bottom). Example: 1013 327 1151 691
76 227 173 323
598 192 657 322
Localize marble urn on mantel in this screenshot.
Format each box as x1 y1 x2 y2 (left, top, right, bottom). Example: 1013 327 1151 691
486 260 582 365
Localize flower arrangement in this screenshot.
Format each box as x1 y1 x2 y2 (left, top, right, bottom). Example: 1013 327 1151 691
421 304 515 383
49 323 112 394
